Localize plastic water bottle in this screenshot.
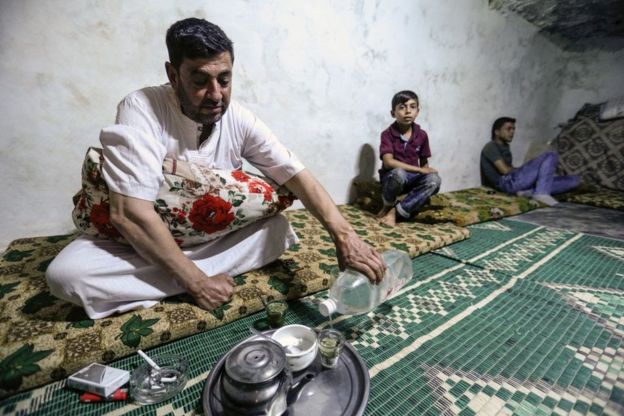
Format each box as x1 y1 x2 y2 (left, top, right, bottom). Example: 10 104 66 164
318 250 412 316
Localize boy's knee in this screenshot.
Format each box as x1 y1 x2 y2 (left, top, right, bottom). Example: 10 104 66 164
388 168 408 182
426 173 442 189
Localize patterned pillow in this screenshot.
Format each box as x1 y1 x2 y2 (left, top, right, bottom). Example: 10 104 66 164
553 110 624 191
72 147 295 247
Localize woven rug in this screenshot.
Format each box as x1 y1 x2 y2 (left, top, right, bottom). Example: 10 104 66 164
510 202 624 240
0 205 469 398
1 219 622 415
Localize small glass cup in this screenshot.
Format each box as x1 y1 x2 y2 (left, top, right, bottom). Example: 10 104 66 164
318 328 346 368
265 300 288 328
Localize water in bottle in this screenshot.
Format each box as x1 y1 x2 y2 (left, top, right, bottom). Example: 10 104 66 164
318 250 412 317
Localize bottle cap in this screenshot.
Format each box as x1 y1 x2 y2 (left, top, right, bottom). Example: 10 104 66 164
318 299 337 317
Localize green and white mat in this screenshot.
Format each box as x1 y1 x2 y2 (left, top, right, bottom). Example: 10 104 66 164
1 219 623 415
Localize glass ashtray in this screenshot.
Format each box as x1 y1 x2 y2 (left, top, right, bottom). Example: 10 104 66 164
130 354 188 405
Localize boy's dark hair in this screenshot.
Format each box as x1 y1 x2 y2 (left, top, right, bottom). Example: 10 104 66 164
391 90 419 111
491 116 516 140
166 18 234 69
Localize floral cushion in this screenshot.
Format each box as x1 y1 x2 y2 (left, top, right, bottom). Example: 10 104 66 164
72 147 295 247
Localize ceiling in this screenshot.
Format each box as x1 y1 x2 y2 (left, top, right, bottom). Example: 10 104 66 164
490 0 624 51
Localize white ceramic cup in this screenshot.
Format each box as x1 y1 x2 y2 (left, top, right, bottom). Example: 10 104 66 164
271 324 318 372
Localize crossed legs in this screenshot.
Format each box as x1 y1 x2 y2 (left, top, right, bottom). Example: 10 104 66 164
377 168 441 226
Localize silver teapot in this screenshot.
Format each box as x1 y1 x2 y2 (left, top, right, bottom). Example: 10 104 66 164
220 339 293 416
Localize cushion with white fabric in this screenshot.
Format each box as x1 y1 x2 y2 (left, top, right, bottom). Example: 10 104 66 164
72 147 295 247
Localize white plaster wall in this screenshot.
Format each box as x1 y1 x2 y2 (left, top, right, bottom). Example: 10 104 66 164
0 0 614 250
550 49 624 127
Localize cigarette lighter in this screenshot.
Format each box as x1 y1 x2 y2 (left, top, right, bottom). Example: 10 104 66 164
80 388 128 403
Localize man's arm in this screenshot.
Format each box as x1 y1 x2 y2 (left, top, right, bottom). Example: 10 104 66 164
108 191 234 309
382 154 436 174
284 169 386 283
483 143 513 175
493 159 513 175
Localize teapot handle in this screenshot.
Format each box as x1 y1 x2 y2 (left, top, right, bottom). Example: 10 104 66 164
287 373 315 407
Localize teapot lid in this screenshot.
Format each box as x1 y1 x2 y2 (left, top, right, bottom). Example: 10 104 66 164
224 340 287 384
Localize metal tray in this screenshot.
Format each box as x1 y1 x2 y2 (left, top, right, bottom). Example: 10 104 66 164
202 329 370 416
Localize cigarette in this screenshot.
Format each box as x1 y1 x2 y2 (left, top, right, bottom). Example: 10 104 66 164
137 349 161 371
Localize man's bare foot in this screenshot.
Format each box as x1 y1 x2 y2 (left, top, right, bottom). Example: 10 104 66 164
378 207 397 226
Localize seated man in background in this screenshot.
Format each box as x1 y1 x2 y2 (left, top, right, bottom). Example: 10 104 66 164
480 116 580 206
46 18 384 319
377 90 441 226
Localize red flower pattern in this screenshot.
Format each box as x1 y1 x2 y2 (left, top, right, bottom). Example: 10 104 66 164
232 170 250 182
90 202 122 238
188 194 235 233
277 194 295 210
248 179 274 202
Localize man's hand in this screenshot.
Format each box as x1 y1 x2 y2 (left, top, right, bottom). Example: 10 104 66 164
186 273 235 310
335 230 386 284
285 170 386 284
109 192 235 310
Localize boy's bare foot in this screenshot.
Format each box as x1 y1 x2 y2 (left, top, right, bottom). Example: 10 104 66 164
378 207 397 226
376 206 392 218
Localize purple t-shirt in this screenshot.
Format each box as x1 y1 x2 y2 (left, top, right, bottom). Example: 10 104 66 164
378 122 431 177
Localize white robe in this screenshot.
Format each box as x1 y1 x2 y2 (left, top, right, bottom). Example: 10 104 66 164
46 85 304 319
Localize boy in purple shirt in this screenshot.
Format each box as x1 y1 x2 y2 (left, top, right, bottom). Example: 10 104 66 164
377 90 441 226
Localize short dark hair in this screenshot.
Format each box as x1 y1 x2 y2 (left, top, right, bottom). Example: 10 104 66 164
491 116 516 140
166 18 234 69
391 90 419 111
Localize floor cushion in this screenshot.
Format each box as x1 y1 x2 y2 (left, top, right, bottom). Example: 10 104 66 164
558 188 624 211
353 182 543 226
0 205 469 397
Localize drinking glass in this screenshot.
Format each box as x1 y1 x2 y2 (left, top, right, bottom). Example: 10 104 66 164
318 328 345 368
265 300 288 328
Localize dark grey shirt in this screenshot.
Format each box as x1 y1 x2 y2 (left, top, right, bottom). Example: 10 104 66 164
480 140 512 188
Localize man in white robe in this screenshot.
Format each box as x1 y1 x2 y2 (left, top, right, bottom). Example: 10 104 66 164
46 18 385 319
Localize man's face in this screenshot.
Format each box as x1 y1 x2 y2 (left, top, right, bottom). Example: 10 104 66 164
391 99 419 126
495 122 515 143
166 52 233 125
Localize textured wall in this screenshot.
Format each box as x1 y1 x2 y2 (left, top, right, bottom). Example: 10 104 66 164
551 48 624 125
0 0 617 249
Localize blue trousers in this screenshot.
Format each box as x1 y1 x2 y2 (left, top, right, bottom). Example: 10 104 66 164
381 168 441 219
497 151 580 195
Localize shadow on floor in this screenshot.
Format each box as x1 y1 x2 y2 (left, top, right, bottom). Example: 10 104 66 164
509 202 624 240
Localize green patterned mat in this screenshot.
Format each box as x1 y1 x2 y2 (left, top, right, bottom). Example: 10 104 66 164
1 219 623 415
